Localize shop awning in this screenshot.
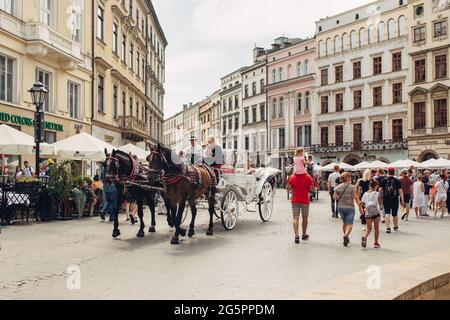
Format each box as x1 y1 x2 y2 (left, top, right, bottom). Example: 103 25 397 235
53 132 116 162
0 124 54 155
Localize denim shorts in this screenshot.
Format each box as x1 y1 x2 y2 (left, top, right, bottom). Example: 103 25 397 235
339 207 356 225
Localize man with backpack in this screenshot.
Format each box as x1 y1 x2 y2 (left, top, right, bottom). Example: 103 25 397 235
379 167 405 234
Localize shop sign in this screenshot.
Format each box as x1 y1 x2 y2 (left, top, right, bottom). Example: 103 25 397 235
0 111 64 132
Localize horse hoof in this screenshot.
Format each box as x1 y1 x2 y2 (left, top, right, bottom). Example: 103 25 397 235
171 237 179 245
188 229 195 238
180 228 187 237
149 226 156 233
112 229 121 238
137 230 145 238
206 229 214 236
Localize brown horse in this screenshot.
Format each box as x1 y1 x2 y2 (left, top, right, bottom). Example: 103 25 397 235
147 144 217 245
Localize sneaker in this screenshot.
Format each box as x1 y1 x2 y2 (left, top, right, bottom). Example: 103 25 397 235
343 236 350 247
386 228 392 234
394 226 399 231
361 237 367 248
302 235 310 241
100 213 105 221
374 243 381 249
382 220 386 224
130 215 136 225
401 213 407 221
295 236 300 244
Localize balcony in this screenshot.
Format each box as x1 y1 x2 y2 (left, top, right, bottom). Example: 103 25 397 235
311 139 409 153
432 127 448 135
119 116 149 142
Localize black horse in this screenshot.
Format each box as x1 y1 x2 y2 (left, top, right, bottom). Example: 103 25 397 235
147 144 217 245
104 149 171 238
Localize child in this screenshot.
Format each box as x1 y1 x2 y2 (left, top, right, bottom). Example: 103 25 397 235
293 147 309 175
360 180 383 249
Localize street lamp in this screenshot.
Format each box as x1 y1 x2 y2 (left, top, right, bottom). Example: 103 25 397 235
28 82 48 173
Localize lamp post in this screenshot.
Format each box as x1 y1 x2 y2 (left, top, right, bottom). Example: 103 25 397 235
28 82 49 173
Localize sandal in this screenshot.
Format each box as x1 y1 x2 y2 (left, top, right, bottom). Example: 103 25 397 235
361 237 367 248
295 236 300 244
374 243 381 249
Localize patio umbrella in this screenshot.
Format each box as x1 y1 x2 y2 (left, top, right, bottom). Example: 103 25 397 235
352 161 371 171
322 162 353 171
53 132 115 162
369 160 389 169
422 158 450 170
390 159 421 170
419 159 437 169
119 144 149 161
0 124 54 155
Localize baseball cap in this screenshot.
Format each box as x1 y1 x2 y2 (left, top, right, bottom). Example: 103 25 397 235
387 167 395 175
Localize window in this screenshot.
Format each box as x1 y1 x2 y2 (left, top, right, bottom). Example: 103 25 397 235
279 98 284 118
136 51 140 78
279 129 285 149
297 93 302 112
414 102 426 130
413 26 426 42
304 60 309 74
272 69 276 83
297 127 303 146
113 85 118 118
353 124 362 150
36 69 52 112
321 69 328 85
435 99 448 128
304 125 311 147
335 93 343 112
321 127 329 146
234 116 239 132
335 65 343 82
321 96 329 114
272 99 277 119
393 83 403 104
68 81 81 119
297 62 302 77
0 0 17 16
222 121 226 135
354 90 362 109
130 44 134 70
252 106 257 123
122 92 126 116
278 67 283 82
41 0 53 26
373 86 382 106
305 92 310 109
388 19 396 39
122 34 127 63
129 97 133 116
415 59 426 83
260 79 265 92
260 103 266 122
97 6 104 40
392 52 402 72
353 61 361 79
435 54 447 79
97 76 104 113
234 95 239 109
434 20 447 38
244 108 249 125
373 56 382 75
378 21 385 41
245 136 249 151
373 121 383 143
335 125 344 146
393 119 403 142
252 82 257 96
244 85 249 98
228 119 232 130
113 23 118 54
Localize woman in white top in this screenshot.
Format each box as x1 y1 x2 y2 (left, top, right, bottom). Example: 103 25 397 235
413 175 426 219
434 173 449 219
359 180 383 249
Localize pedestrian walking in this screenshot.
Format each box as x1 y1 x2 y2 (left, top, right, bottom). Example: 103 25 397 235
360 180 383 249
287 173 315 244
379 167 404 234
413 175 426 219
328 165 341 218
421 171 431 217
374 168 387 223
355 169 371 227
434 173 448 219
101 178 118 222
399 169 414 221
334 172 361 247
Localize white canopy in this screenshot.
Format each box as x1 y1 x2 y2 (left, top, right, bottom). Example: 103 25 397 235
419 159 437 169
119 144 149 161
390 159 421 170
53 132 115 162
322 162 354 172
369 160 389 169
352 161 371 171
0 124 54 155
421 158 450 170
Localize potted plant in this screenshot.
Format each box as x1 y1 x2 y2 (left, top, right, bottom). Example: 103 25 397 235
47 161 76 218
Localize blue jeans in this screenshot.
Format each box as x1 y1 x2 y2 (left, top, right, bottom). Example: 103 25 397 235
102 202 117 221
330 188 338 215
339 207 356 225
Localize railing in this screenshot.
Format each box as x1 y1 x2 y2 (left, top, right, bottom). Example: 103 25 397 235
432 127 448 135
411 129 427 136
119 116 148 137
311 139 408 153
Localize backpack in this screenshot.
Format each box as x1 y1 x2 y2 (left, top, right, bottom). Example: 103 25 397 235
383 177 398 200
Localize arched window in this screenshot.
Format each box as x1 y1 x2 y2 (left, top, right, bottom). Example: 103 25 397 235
278 67 283 81
334 35 340 53
318 40 325 57
287 64 292 79
388 19 395 39
279 97 284 117
297 62 302 77
398 16 406 36
359 28 366 46
368 25 376 44
326 38 333 55
350 30 357 48
304 60 309 75
378 21 385 41
305 92 310 109
272 69 276 83
342 33 348 51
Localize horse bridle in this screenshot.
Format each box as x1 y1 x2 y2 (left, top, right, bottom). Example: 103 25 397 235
106 153 136 182
148 150 170 173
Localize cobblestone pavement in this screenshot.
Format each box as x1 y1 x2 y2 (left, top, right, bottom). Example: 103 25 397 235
1 190 450 300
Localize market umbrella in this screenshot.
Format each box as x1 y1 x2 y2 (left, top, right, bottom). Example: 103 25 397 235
419 159 437 169
53 132 115 162
422 158 450 170
352 161 371 171
119 144 149 161
0 124 54 155
390 159 421 170
369 160 389 169
322 162 353 172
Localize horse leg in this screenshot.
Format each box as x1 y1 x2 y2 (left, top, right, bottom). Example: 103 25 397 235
163 194 174 227
137 194 145 238
112 189 122 238
171 201 186 245
207 189 216 236
188 200 198 238
148 191 156 233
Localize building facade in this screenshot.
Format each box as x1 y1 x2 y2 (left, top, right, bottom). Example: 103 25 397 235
241 48 268 166
312 0 409 166
182 102 201 148
209 90 222 148
407 0 450 161
163 110 184 152
199 96 212 148
0 0 92 173
92 0 166 149
266 37 315 170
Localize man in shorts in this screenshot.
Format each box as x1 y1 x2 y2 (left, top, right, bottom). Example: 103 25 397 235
287 173 315 244
379 167 405 233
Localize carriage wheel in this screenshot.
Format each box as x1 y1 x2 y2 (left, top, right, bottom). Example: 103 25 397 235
221 190 239 231
259 182 274 223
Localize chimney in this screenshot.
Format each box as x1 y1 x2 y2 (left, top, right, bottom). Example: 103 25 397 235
183 104 188 110
253 47 265 62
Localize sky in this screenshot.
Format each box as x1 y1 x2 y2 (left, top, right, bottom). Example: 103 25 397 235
152 0 374 119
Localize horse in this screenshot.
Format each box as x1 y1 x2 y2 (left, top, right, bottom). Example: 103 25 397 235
103 149 172 238
147 144 217 245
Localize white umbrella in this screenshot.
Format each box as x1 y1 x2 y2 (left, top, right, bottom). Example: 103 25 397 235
313 164 323 172
369 160 389 169
419 159 437 169
322 162 353 172
390 159 421 170
53 132 115 162
0 124 53 155
119 144 149 161
352 161 371 171
423 158 450 170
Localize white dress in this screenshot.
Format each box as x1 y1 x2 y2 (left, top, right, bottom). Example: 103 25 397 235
435 180 448 203
413 181 425 209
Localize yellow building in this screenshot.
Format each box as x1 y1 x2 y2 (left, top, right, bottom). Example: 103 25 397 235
0 0 92 173
92 0 167 149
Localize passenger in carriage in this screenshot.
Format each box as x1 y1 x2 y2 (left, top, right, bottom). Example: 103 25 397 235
184 136 203 165
204 137 224 169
